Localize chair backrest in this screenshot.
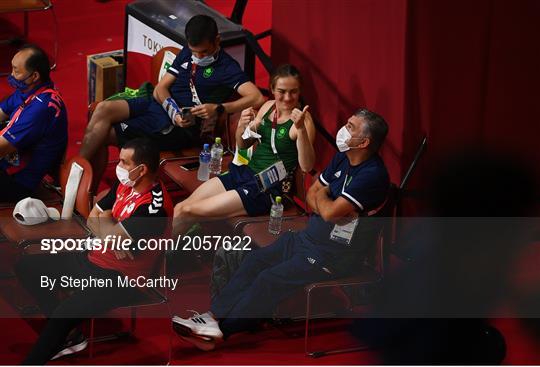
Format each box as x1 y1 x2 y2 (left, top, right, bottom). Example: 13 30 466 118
366 183 398 278
0 0 52 13
59 155 93 218
151 46 181 86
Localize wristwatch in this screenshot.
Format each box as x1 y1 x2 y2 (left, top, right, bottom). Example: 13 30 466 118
216 104 225 116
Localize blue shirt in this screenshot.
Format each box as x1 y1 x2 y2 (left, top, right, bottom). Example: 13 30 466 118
166 47 249 107
0 83 68 190
144 47 249 132
300 153 390 271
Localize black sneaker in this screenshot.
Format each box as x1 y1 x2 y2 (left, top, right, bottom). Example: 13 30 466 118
51 331 88 360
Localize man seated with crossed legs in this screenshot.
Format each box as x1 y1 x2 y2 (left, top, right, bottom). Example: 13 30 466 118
172 108 390 350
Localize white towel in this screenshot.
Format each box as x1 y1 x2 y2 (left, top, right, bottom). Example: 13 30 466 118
241 125 261 140
61 162 84 219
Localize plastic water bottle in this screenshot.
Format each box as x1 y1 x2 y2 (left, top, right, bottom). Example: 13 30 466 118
209 137 224 175
197 144 211 181
268 196 284 235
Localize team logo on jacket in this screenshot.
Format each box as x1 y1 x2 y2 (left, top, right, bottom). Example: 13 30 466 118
148 190 163 214
203 67 214 78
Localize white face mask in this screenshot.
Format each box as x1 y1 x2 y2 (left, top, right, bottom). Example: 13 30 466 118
116 164 142 187
336 126 353 152
191 52 217 67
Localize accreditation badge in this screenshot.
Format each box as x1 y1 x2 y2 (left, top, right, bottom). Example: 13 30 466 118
330 216 359 245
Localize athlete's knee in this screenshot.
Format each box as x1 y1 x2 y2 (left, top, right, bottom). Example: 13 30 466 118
94 100 114 115
92 101 125 124
174 201 193 218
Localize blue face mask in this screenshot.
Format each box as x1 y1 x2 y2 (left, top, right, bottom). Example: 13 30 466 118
191 50 218 67
8 74 33 91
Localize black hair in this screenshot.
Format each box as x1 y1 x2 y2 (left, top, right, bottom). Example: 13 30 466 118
185 15 218 46
355 108 389 152
122 138 160 173
19 44 50 82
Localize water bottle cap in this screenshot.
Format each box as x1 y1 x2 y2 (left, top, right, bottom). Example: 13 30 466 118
203 144 210 150
215 137 221 144
275 196 282 204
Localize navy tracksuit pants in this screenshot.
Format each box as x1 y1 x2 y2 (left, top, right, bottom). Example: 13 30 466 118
210 231 334 338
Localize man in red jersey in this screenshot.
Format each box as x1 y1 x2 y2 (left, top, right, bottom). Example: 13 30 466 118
15 138 173 364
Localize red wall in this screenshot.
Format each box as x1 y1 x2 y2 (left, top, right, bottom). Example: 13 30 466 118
206 0 272 89
272 0 540 214
271 0 407 184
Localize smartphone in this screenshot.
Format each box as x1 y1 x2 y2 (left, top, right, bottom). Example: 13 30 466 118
181 107 192 116
180 161 200 171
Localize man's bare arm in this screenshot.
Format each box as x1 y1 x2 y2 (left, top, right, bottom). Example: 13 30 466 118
306 179 325 214
192 81 265 120
314 188 357 224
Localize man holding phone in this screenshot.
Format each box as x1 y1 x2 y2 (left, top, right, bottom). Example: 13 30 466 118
80 14 264 192
180 107 195 126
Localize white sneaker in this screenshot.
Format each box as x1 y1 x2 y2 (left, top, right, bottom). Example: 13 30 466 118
172 311 223 340
51 332 88 360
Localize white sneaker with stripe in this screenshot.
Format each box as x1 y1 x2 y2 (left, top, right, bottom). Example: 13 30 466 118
172 310 223 340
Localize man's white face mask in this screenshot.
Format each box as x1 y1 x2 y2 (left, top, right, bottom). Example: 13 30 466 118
116 164 142 187
191 47 219 67
336 126 353 152
336 125 366 152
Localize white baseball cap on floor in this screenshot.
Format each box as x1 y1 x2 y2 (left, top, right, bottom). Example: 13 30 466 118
13 197 61 226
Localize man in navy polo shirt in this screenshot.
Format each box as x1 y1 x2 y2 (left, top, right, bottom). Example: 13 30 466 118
172 108 390 350
80 14 265 192
0 44 68 202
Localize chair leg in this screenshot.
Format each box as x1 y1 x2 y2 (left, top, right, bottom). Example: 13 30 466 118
304 287 312 356
167 318 173 365
89 318 95 358
163 297 173 365
130 307 137 334
304 285 371 358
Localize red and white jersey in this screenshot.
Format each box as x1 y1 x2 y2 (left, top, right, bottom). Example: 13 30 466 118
88 180 173 278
